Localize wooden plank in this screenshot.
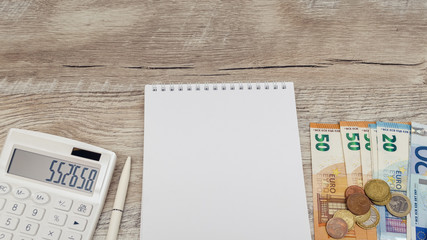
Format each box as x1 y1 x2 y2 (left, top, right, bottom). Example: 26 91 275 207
1 1 427 84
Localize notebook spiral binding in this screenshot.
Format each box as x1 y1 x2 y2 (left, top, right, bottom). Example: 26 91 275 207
151 82 287 92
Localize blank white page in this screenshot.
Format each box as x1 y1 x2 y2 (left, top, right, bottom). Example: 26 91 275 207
141 82 310 240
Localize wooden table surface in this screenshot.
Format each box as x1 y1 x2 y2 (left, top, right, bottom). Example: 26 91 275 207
1 0 427 239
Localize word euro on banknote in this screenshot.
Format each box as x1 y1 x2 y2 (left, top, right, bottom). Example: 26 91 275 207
310 123 356 240
377 122 411 240
409 122 427 240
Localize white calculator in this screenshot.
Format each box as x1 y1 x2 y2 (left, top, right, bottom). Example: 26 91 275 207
0 129 116 240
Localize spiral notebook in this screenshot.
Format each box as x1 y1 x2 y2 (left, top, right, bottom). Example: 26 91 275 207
141 82 310 240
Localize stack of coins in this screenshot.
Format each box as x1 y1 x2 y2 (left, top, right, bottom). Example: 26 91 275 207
345 185 380 230
326 185 379 239
326 179 411 239
325 179 412 239
364 179 411 218
364 179 391 206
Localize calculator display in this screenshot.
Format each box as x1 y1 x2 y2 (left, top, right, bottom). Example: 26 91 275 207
7 148 100 194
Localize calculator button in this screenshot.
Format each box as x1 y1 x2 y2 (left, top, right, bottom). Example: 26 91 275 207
72 202 92 216
25 206 45 221
47 211 67 226
0 199 5 210
39 226 61 240
0 183 11 195
5 202 25 215
31 192 49 205
53 199 72 212
18 220 39 236
0 232 13 240
16 236 32 240
0 215 19 230
66 217 87 232
60 231 82 240
13 188 30 200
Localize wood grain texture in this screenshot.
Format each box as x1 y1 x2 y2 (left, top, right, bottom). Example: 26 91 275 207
1 0 427 239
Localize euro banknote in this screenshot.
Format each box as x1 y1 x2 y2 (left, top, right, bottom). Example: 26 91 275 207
310 123 355 240
340 121 376 240
369 124 379 180
358 122 375 186
368 124 381 240
376 122 411 240
409 122 427 240
340 122 363 187
356 122 378 240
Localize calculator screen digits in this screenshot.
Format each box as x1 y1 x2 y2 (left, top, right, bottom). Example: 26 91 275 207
7 148 100 194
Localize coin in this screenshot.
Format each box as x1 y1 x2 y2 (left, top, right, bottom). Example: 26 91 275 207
345 185 365 199
372 191 392 206
333 210 355 230
356 206 380 229
355 208 371 223
347 193 371 215
326 217 348 239
386 192 412 217
365 179 390 202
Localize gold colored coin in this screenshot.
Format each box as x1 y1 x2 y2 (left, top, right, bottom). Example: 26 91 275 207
386 192 412 218
356 206 380 230
365 179 390 202
333 210 355 230
372 192 392 206
355 208 371 223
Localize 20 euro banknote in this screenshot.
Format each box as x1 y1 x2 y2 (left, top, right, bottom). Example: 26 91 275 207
376 122 411 240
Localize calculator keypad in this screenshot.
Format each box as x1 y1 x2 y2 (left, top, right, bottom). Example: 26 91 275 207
47 211 67 226
39 225 61 240
0 216 19 230
25 206 45 221
61 231 82 240
5 202 25 216
0 199 5 210
16 236 32 240
13 188 30 200
0 232 13 240
72 202 92 217
18 220 39 236
53 198 73 212
0 183 11 195
66 217 87 232
31 192 49 204
0 183 94 240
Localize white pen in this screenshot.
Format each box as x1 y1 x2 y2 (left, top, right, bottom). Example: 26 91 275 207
106 156 131 240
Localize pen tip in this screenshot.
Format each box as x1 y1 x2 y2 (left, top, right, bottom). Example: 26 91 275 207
123 156 131 170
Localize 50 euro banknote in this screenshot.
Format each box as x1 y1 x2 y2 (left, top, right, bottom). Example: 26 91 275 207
310 123 355 239
409 122 427 240
340 121 377 240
